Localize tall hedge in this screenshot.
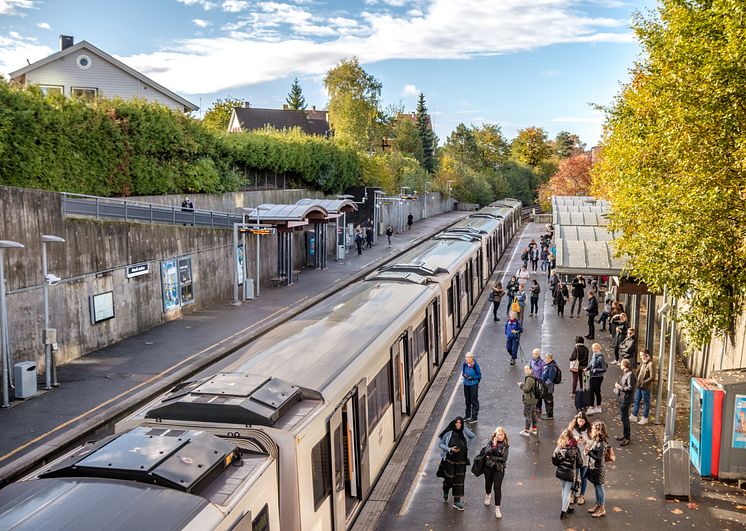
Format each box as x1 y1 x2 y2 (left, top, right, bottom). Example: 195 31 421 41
0 82 362 196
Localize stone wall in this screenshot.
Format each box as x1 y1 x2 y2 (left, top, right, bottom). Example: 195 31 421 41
131 189 328 214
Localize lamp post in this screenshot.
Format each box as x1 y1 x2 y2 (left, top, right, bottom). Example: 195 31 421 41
446 180 454 210
0 240 24 408
423 181 431 219
41 235 65 390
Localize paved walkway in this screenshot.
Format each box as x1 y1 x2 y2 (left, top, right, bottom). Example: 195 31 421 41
376 222 746 530
0 210 468 484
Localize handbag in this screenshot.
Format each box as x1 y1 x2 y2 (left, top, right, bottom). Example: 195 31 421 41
510 297 521 313
488 291 495 302
471 447 487 477
604 446 616 463
569 360 579 372
436 459 446 478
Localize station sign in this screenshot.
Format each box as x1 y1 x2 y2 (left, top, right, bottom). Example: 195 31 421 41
240 225 276 236
125 262 150 278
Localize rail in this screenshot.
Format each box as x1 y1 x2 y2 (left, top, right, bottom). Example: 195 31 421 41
521 205 541 221
61 193 243 229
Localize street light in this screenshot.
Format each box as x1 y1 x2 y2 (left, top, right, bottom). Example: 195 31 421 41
0 240 24 408
423 181 431 219
41 234 65 390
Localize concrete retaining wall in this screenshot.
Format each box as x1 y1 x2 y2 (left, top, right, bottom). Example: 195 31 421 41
131 189 328 214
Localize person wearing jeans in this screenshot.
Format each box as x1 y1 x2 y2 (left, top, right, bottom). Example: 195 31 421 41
552 430 580 520
585 343 607 414
586 421 609 518
462 353 481 422
505 313 522 366
614 359 637 446
631 349 655 425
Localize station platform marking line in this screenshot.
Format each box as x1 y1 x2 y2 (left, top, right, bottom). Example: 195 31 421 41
397 223 531 517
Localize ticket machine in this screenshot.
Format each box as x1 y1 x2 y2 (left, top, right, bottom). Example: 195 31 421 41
689 378 724 477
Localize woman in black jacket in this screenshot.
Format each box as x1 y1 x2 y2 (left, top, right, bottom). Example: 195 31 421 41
570 336 590 397
586 421 609 518
552 429 580 520
483 426 509 519
554 280 569 317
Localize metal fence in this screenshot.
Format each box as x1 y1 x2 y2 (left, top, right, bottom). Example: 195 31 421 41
61 193 242 229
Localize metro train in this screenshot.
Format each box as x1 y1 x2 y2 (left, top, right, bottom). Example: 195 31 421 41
0 200 523 531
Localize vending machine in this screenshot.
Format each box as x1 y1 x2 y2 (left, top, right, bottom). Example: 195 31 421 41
712 370 746 480
689 378 724 477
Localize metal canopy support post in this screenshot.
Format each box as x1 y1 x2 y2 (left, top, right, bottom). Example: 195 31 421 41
0 240 25 408
41 235 65 390
232 224 240 305
667 299 677 400
655 287 668 424
645 294 656 352
632 294 641 330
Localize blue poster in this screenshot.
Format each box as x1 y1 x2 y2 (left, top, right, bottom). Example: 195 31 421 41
733 395 746 449
161 259 180 312
237 244 244 286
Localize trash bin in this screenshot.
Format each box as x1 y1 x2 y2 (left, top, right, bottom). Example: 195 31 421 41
14 361 37 399
663 439 690 500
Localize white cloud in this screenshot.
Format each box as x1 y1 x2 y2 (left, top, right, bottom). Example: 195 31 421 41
222 0 248 12
401 83 419 97
542 69 559 77
113 0 632 94
0 0 34 16
192 18 211 28
0 33 53 77
177 0 216 10
36 21 50 30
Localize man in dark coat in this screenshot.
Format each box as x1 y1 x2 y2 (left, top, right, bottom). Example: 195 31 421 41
585 291 599 339
570 275 586 317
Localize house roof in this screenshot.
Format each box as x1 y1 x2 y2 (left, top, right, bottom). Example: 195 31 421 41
231 107 329 136
9 40 198 112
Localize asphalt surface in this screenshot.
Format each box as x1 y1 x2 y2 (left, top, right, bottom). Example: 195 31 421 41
378 222 746 530
0 210 467 478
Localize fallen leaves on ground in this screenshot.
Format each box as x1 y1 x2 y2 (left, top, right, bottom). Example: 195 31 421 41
671 508 684 515
687 502 698 510
612 506 623 512
647 496 657 501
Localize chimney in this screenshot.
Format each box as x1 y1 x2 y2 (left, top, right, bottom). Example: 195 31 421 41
59 35 74 51
243 101 250 108
282 104 288 110
312 105 316 111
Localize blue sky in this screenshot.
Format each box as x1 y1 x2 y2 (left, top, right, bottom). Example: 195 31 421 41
0 0 657 146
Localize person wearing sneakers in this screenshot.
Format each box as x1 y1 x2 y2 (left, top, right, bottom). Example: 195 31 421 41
438 416 475 511
491 281 506 322
483 426 509 519
552 429 581 520
518 365 540 436
585 343 607 414
505 312 523 366
586 421 609 518
462 353 481 423
630 349 656 425
569 337 590 397
529 279 541 317
541 353 559 420
614 359 637 446
569 412 591 506
530 348 546 416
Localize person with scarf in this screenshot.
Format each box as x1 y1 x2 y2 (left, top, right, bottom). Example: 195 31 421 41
552 429 581 520
483 426 509 519
568 412 591 506
437 416 475 511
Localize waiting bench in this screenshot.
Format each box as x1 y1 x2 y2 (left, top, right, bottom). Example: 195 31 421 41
269 270 301 287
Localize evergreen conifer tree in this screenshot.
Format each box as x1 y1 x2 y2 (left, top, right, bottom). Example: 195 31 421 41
415 92 435 172
286 78 307 110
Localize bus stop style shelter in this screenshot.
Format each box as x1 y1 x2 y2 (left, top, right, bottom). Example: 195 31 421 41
295 199 358 265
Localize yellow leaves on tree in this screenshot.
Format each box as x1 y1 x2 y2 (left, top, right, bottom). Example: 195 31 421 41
538 153 592 209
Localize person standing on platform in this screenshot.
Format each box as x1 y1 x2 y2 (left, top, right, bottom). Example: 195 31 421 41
365 224 374 249
541 245 549 272
529 279 541 317
386 225 393 246
570 275 586 318
506 276 519 316
505 312 523 366
614 359 636 446
483 427 509 519
586 421 609 518
521 247 530 269
462 353 481 422
541 353 559 420
630 349 655 425
530 348 545 416
554 279 569 317
570 337 590 397
407 212 414 230
585 291 599 339
491 281 506 321
519 365 539 436
354 229 364 256
530 244 540 272
515 285 527 322
610 311 629 364
569 412 591 506
548 269 559 301
552 429 580 520
517 265 530 290
585 343 607 414
619 327 638 368
438 417 475 511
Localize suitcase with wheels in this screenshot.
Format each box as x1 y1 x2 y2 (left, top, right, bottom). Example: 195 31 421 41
575 371 594 410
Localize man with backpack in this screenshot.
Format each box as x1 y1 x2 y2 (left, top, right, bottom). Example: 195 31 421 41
518 365 541 436
541 353 561 420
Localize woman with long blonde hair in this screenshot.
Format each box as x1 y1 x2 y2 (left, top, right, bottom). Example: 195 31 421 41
482 426 509 519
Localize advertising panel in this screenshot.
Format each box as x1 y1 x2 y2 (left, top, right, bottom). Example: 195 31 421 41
161 259 180 311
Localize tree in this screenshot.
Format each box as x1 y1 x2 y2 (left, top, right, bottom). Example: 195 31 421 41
592 0 746 348
416 92 436 172
285 78 307 110
538 153 592 208
472 123 510 170
202 96 243 132
392 117 424 162
442 123 480 169
324 57 382 151
554 131 585 158
511 127 553 168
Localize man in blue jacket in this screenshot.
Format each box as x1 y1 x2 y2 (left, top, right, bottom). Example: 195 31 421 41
541 353 559 419
505 312 523 366
462 353 481 422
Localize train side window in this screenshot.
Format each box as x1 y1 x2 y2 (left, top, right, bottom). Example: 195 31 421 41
333 426 343 491
252 504 269 531
311 434 332 511
367 362 391 430
447 284 453 314
414 321 427 364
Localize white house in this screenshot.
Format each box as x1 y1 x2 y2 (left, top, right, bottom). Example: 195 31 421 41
9 35 198 113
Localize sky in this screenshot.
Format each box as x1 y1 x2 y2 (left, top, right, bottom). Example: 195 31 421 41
0 0 658 146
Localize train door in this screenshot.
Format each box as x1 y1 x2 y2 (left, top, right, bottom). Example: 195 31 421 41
454 277 462 329
477 249 484 289
390 333 411 439
328 388 366 530
428 299 441 367
446 283 455 345
459 271 468 325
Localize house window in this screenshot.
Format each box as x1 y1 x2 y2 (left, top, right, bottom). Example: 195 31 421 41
71 87 97 99
40 85 64 96
76 54 92 69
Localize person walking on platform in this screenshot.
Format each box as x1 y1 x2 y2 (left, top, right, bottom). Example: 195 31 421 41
630 349 655 425
407 212 414 230
530 348 545 416
585 343 607 414
614 359 637 446
548 269 559 302
365 224 374 249
570 336 590 397
619 327 638 368
585 291 599 339
530 245 540 272
569 412 591 506
505 312 523 366
437 417 475 510
518 365 539 436
586 421 610 518
462 353 481 422
541 353 559 419
570 275 586 317
554 279 569 316
506 276 519 316
552 429 580 520
541 245 549 272
483 426 509 519
529 279 541 317
517 265 530 290
515 286 527 322
521 247 530 269
491 281 506 321
386 225 393 246
354 229 364 256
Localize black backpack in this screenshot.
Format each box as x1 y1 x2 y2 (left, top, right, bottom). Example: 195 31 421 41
533 377 547 401
553 365 562 385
